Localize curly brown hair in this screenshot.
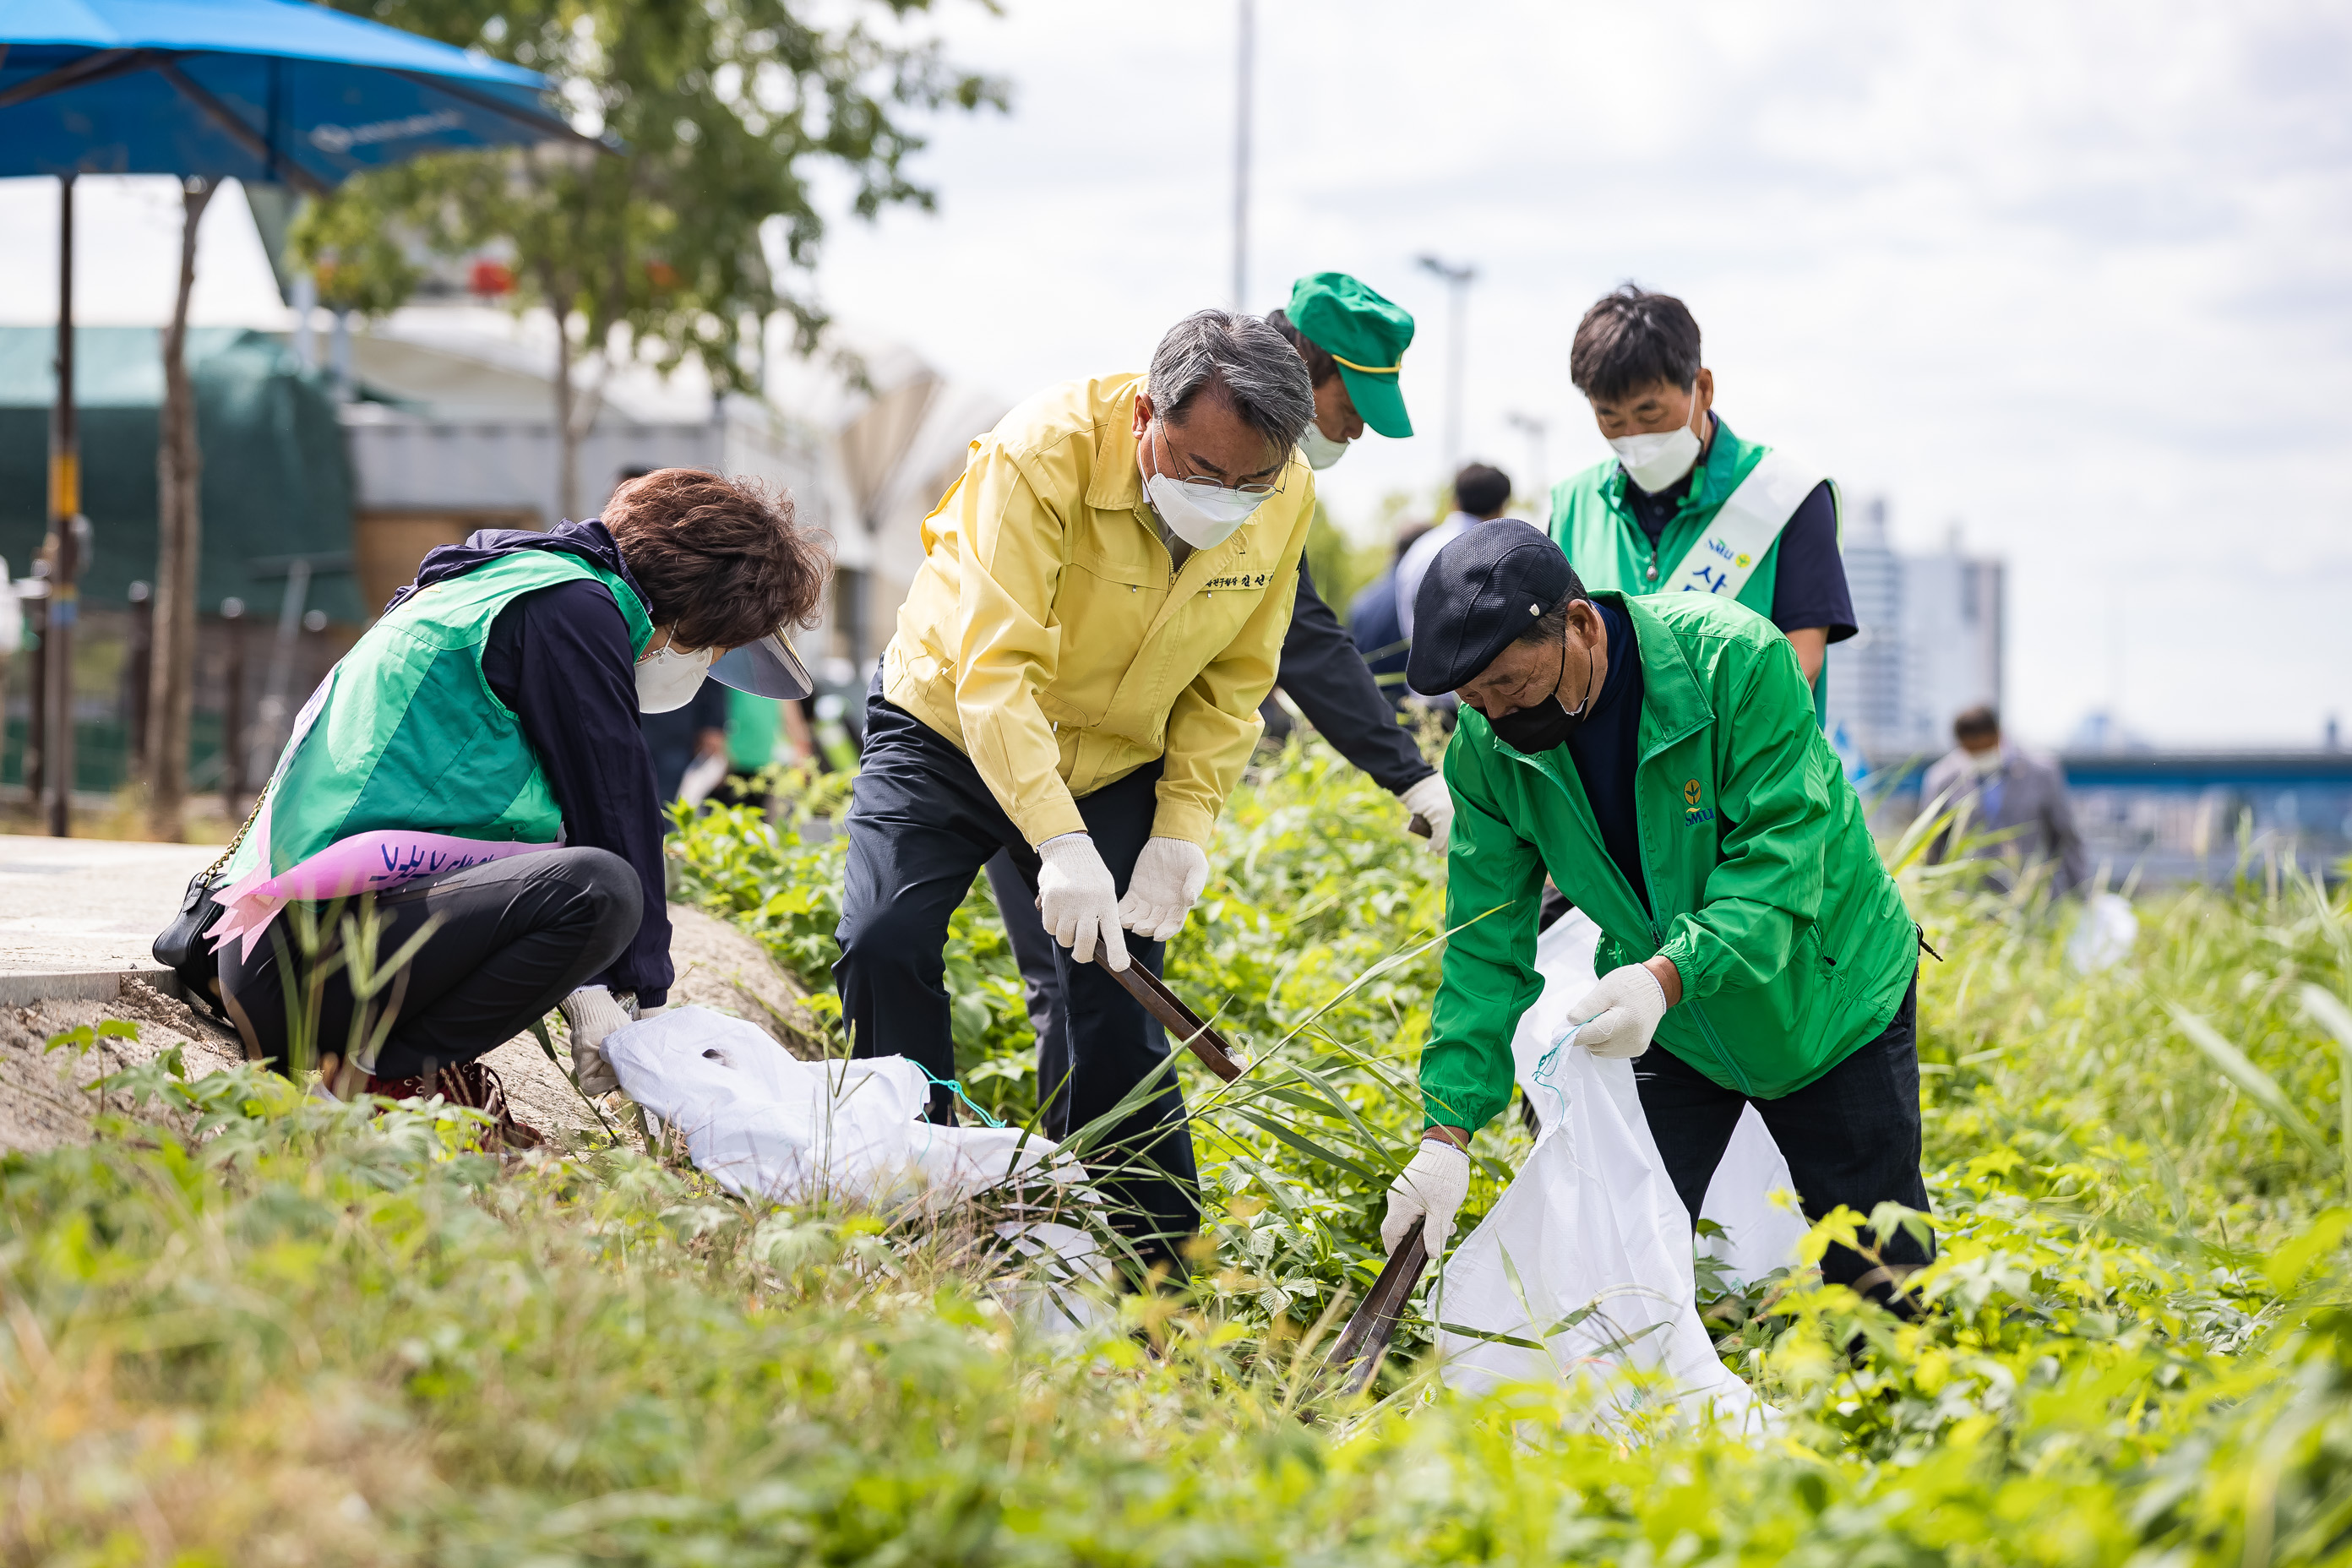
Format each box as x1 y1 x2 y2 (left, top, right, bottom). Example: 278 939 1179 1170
602 469 829 651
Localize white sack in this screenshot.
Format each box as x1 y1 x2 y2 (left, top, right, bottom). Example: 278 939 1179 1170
1438 1040 1760 1425
603 1005 1064 1206
1509 910 1806 1288
607 1007 1114 1334
2067 890 2138 974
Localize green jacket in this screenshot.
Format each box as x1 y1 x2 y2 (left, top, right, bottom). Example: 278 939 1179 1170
1547 416 1839 721
226 549 654 882
1420 591 1914 1134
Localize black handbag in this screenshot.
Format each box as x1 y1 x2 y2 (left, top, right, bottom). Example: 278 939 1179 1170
152 788 265 1028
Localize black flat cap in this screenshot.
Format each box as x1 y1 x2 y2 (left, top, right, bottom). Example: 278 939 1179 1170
1406 519 1577 695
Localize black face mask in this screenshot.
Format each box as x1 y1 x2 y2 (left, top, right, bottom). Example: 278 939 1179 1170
1487 634 1595 754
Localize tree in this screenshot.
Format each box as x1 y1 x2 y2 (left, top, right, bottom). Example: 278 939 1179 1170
148 177 215 842
297 0 1004 520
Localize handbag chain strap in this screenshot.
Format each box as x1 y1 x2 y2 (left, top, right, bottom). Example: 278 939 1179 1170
199 780 272 886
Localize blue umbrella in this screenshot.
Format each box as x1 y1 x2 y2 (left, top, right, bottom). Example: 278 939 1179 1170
0 0 580 192
0 0 591 834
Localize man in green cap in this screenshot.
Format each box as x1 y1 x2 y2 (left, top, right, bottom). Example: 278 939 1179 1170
1273 270 1414 467
984 272 1451 1131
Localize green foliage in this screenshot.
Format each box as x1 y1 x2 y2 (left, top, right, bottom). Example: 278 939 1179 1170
295 0 1006 451
11 741 2352 1561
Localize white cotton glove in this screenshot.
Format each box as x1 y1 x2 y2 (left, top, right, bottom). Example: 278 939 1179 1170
1562 962 1671 1059
1397 774 1455 855
560 984 632 1095
1037 831 1130 971
1118 836 1210 942
1380 1138 1472 1255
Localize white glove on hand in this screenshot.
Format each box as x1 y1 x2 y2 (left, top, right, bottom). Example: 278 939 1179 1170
559 984 632 1095
1380 1138 1472 1255
1564 962 1670 1059
1037 831 1130 971
1118 836 1210 941
1397 774 1455 855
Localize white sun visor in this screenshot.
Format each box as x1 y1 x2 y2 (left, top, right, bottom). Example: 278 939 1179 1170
709 631 814 701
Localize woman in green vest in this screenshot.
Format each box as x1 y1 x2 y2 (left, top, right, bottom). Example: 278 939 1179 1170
215 469 825 1143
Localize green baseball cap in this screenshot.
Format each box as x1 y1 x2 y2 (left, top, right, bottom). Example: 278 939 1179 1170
1287 272 1415 439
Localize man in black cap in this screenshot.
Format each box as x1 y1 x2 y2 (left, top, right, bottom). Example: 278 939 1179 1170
1377 520 1933 1308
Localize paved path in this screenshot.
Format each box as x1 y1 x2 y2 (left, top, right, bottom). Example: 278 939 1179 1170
0 835 216 1001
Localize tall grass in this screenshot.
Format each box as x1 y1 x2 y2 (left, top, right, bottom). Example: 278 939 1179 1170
3 738 2349 1562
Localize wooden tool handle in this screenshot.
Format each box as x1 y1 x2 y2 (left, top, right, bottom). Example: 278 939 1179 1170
1092 955 1244 1081
1324 1231 1429 1397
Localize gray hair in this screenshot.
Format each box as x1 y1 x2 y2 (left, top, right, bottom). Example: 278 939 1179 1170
1146 308 1315 457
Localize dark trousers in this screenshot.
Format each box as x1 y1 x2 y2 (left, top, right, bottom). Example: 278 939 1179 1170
220 847 642 1080
832 691 1197 1272
1636 972 1933 1297
983 848 1074 1132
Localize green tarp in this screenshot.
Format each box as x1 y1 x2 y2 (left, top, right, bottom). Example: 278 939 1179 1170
0 326 360 622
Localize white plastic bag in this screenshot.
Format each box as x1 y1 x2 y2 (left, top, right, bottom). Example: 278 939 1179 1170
606 1007 1113 1332
603 1005 1064 1206
1435 910 1805 1420
1510 911 1806 1289
2067 890 2137 974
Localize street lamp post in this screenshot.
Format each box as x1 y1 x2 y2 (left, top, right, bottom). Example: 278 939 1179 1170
1505 411 1548 511
1416 254 1477 476
1232 0 1253 311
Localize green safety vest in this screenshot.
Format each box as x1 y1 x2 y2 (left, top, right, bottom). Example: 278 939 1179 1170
226 550 654 882
1547 416 1839 721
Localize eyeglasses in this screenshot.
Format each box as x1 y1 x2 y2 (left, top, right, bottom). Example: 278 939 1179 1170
1154 422 1288 496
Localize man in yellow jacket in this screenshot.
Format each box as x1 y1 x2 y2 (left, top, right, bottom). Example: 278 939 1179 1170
833 309 1318 1273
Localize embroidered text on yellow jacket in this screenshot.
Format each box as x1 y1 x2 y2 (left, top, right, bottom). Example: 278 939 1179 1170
884 373 1316 848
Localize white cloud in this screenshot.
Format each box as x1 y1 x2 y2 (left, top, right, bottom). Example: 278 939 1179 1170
4 2 2344 744
809 0 2352 746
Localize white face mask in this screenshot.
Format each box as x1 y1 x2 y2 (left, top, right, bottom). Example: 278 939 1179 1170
1963 746 2005 777
1608 402 1706 493
1141 423 1272 550
635 640 714 712
1298 421 1350 471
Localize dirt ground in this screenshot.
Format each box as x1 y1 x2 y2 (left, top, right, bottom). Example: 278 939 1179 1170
0 903 820 1156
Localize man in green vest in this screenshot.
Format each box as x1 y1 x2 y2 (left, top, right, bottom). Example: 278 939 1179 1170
215 469 826 1141
1549 286 1854 712
1377 522 1931 1305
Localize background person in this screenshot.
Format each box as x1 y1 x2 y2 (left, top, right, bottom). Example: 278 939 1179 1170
1378 522 1932 1306
832 310 1319 1275
1394 462 1514 645
1348 517 1434 710
1920 704 2088 895
218 471 825 1141
1549 286 1854 705
983 273 1450 1146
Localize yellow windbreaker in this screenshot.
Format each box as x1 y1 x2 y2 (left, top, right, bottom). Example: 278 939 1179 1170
882 373 1315 849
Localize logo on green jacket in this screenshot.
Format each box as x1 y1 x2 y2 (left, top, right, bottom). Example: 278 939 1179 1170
1683 777 1715 825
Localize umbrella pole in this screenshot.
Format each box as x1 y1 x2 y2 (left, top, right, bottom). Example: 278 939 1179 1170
45 173 77 838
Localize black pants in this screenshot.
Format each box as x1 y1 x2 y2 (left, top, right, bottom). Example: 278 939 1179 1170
1636 973 1933 1295
833 689 1197 1273
220 847 642 1080
984 848 1075 1134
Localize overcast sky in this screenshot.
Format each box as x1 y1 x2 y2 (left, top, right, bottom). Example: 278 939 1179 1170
3 0 2347 746
801 0 2352 749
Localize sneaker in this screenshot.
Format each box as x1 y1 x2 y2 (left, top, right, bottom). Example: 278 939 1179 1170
430 1061 543 1152
358 1064 542 1152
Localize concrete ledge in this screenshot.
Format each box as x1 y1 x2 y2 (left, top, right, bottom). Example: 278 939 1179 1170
0 966 184 1010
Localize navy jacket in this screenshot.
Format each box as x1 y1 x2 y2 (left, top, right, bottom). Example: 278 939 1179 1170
1280 563 1431 795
